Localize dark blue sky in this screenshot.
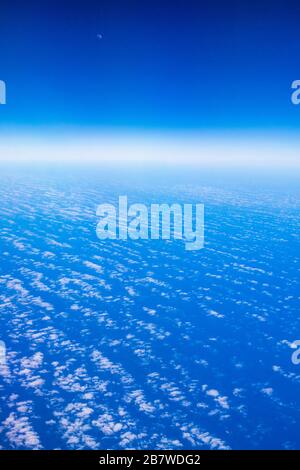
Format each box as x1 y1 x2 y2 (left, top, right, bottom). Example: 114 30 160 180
1 0 300 130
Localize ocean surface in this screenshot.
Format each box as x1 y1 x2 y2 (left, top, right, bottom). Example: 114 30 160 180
0 165 299 450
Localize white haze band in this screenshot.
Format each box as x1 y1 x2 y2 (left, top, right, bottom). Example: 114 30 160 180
96 196 204 251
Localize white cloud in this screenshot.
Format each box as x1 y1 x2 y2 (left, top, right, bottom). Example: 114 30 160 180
0 131 300 170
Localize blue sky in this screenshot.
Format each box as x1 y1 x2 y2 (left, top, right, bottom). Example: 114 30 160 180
1 0 300 131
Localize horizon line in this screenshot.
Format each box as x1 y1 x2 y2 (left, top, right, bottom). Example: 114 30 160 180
0 131 300 170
